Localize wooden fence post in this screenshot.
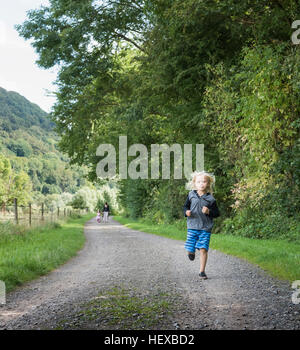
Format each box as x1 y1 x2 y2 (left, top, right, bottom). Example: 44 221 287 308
57 207 60 218
41 203 44 221
29 203 32 226
14 198 18 224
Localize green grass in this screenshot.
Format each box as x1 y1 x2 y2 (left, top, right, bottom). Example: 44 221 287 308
56 286 177 330
113 215 300 283
113 215 187 241
0 213 95 292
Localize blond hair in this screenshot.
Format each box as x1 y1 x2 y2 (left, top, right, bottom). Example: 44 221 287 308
185 170 216 194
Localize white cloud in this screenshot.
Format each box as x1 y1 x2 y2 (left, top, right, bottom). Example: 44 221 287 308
0 22 28 49
0 20 7 45
0 76 18 92
0 1 57 112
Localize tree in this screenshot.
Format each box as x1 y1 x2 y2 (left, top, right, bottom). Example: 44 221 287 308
0 155 33 211
16 0 300 239
68 194 87 210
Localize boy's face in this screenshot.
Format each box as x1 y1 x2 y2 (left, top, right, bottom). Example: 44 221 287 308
195 175 209 192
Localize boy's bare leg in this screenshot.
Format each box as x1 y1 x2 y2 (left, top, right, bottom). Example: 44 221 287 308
199 248 208 273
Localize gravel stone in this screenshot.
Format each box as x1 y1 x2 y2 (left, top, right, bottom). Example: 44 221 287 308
0 217 299 330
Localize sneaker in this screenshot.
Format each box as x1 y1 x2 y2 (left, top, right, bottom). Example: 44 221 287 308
188 252 195 261
199 272 208 279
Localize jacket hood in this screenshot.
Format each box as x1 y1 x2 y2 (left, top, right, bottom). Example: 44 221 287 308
190 190 215 201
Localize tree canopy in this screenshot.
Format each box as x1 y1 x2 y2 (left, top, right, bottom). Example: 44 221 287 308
16 0 300 240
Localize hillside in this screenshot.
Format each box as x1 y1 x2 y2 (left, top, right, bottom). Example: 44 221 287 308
0 87 54 132
0 87 89 198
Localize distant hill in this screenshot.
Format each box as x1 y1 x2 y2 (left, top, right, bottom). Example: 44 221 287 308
0 87 54 132
0 87 89 197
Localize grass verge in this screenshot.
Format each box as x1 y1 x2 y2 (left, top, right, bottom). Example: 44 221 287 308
113 215 300 283
55 286 178 330
0 213 95 293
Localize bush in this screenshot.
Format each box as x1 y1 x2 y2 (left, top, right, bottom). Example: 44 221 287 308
221 208 299 242
69 213 82 219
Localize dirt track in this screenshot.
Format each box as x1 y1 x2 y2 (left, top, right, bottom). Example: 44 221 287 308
0 216 299 330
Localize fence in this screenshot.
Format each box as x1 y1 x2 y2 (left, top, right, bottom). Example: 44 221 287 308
0 198 89 228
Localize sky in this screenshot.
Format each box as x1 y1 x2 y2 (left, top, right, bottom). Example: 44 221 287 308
0 0 57 113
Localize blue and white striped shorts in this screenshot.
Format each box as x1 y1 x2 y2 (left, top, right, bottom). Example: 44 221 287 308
184 229 211 252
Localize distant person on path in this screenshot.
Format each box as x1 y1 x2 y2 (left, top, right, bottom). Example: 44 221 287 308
183 171 220 280
103 202 110 223
96 210 101 223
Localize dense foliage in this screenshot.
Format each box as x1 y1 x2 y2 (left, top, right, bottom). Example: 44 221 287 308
16 0 300 240
0 87 54 132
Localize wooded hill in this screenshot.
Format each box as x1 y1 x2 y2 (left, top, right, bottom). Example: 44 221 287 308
0 87 90 208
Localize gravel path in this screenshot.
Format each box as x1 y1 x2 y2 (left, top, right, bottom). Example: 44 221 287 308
0 217 299 330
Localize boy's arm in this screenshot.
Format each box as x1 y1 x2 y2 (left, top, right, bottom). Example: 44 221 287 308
183 195 191 217
208 200 220 218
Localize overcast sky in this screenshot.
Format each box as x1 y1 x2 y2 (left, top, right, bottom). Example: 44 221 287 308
0 0 57 113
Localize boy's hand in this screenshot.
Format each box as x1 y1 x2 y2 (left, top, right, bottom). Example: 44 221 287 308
186 210 191 217
202 206 210 215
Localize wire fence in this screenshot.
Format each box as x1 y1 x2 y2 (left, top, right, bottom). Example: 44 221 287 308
0 198 89 228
